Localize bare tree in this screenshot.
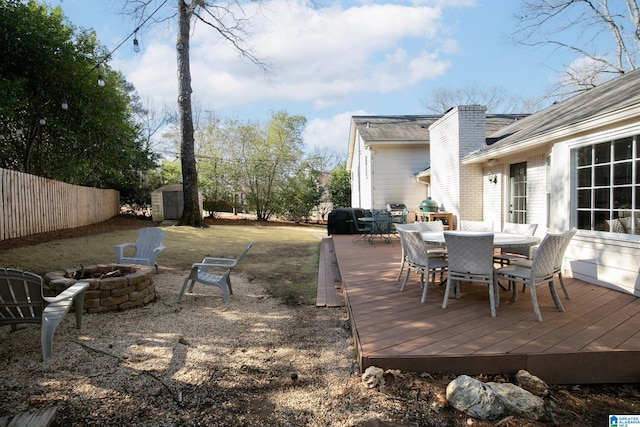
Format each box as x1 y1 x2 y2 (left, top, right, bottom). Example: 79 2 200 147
512 0 640 98
125 0 267 226
422 83 541 114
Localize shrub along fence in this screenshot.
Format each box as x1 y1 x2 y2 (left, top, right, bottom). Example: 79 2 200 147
0 168 120 241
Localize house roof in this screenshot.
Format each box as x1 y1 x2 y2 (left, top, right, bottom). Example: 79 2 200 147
465 67 640 162
351 114 527 144
351 115 440 143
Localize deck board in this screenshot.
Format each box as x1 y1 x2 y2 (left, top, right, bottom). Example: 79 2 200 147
329 233 640 384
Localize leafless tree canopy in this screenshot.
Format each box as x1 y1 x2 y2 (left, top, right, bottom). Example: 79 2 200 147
422 83 541 114
512 0 640 98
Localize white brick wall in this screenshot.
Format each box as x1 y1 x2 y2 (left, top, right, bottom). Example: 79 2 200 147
430 105 487 229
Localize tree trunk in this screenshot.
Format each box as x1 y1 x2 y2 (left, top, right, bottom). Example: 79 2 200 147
176 0 202 227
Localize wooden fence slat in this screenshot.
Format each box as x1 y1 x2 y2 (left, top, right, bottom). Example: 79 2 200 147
0 168 119 241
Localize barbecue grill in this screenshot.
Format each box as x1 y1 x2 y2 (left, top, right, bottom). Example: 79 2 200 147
386 203 407 218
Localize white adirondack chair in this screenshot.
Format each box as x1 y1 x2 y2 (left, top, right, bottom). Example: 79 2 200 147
115 227 166 272
0 268 89 361
177 243 253 303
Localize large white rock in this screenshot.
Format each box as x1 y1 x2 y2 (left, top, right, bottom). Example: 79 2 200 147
446 375 505 420
361 366 385 388
515 370 549 397
488 382 546 420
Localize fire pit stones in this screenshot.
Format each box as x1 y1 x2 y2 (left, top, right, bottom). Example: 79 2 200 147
44 264 155 313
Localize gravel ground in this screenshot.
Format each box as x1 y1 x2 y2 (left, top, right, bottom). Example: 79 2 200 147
1 272 369 426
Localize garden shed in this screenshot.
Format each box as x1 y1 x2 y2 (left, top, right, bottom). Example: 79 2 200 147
151 184 203 222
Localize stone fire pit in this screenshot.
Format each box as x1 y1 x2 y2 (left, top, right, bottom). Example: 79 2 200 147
44 264 155 313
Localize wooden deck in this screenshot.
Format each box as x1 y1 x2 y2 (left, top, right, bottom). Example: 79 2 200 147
328 234 640 384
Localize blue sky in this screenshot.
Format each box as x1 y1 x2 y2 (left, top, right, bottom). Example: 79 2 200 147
48 0 563 155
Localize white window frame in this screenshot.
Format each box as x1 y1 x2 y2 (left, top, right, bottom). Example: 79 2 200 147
571 134 638 237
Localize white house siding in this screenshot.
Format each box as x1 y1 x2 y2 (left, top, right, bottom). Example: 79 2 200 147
524 154 549 237
350 130 374 209
483 167 502 230
370 145 429 213
550 132 640 296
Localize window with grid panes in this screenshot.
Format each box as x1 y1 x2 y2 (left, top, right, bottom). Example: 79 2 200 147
575 136 639 235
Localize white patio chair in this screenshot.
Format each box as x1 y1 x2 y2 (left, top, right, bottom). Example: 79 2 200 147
394 223 417 281
442 232 498 317
398 229 448 303
494 222 538 266
414 220 448 269
512 228 577 299
495 231 567 322
178 243 253 303
0 268 89 361
459 220 494 232
115 227 166 272
395 223 447 282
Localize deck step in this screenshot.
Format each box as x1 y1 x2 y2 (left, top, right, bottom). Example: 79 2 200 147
0 407 57 427
316 237 344 307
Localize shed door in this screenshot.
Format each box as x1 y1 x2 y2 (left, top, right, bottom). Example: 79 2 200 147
509 162 527 223
162 191 184 220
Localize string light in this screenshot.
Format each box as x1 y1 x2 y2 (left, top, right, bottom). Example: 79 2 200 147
133 31 140 53
7 0 168 132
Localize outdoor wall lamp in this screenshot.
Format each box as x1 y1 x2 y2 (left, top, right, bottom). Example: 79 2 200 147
488 173 497 184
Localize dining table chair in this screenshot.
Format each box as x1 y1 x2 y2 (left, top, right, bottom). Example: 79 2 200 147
351 209 372 244
398 229 448 303
495 231 568 321
394 223 416 281
396 222 447 283
372 210 394 243
442 231 498 317
493 222 538 267
459 220 494 232
512 228 577 299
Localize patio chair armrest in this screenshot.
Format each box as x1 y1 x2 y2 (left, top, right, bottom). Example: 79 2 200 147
43 281 90 303
115 242 136 250
201 257 237 267
115 242 136 257
192 261 235 270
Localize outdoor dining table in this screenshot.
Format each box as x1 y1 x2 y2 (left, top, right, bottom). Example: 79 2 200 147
358 216 394 243
420 231 540 249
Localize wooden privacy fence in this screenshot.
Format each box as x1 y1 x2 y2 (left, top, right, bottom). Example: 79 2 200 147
0 168 120 241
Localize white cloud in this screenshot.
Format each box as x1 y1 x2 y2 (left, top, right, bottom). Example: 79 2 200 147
303 109 372 154
118 0 457 112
